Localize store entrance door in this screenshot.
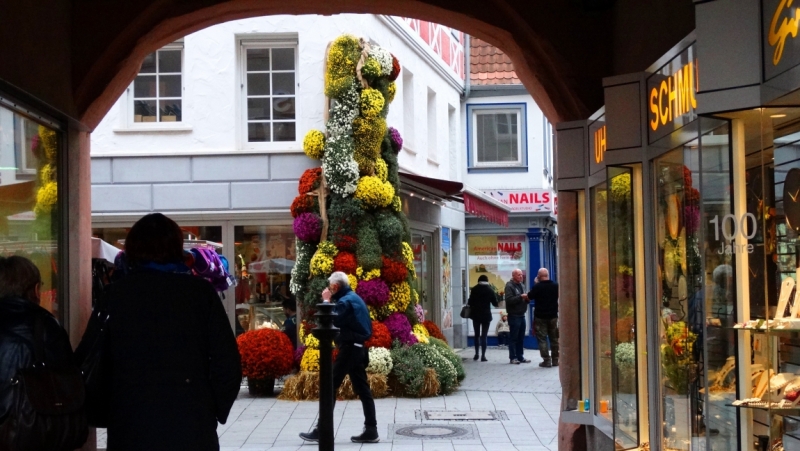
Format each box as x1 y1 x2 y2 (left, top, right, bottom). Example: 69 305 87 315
411 232 436 324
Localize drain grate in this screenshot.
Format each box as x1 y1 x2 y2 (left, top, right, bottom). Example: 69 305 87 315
416 410 508 420
388 423 479 440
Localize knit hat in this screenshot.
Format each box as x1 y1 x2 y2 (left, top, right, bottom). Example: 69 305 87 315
478 275 489 282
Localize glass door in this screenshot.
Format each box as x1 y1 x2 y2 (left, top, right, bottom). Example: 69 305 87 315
412 232 434 323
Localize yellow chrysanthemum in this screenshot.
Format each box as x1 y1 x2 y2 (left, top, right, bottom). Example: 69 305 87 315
39 163 56 184
301 349 321 372
348 274 359 292
368 304 392 321
354 176 394 209
39 126 58 162
353 117 386 173
325 35 360 98
391 195 402 212
310 252 334 277
402 242 415 272
362 58 382 79
360 268 381 281
413 323 430 337
375 158 388 182
305 333 320 349
389 282 411 313
360 88 385 118
317 241 339 258
413 332 429 344
34 182 58 215
386 82 397 103
303 130 326 160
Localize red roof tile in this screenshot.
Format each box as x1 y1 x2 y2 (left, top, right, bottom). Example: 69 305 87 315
470 37 521 85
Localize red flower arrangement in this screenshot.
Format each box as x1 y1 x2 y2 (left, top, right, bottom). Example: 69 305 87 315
365 321 392 348
237 329 294 379
423 320 446 344
298 168 322 195
381 256 408 284
291 195 318 218
389 54 401 81
333 234 358 252
334 252 358 274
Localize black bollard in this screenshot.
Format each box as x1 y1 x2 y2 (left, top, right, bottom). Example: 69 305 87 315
313 302 340 451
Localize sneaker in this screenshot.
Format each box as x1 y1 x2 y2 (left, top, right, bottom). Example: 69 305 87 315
539 360 552 368
552 360 559 367
510 359 521 364
519 359 532 363
299 428 319 442
351 428 380 443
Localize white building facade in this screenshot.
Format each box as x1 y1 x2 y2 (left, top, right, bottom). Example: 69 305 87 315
89 14 476 345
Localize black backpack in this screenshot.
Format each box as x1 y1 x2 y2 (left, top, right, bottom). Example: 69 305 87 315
0 316 88 451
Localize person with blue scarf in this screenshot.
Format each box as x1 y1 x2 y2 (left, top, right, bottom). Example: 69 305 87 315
99 213 241 451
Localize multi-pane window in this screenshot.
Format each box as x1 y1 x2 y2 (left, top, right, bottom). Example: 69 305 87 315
472 108 523 166
242 45 297 143
133 46 183 123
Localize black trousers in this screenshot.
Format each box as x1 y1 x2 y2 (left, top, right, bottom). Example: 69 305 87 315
332 343 377 429
472 320 490 355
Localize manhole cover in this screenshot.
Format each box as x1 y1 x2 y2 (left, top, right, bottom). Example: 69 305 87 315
389 424 478 440
415 410 508 420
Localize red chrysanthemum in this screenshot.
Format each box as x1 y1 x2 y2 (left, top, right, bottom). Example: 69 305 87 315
423 320 446 344
388 54 401 81
291 195 318 218
334 235 358 252
381 256 408 284
334 252 358 274
237 329 295 379
683 166 693 189
299 168 323 195
365 321 392 348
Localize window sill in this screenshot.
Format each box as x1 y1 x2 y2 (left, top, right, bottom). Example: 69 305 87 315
427 157 440 166
403 146 418 155
468 166 528 174
90 148 304 158
114 124 193 133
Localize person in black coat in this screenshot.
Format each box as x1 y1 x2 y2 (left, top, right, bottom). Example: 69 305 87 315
103 213 242 451
527 268 559 367
467 274 498 361
0 256 87 450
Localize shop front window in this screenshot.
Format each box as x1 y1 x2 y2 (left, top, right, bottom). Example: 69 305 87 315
234 225 295 333
467 234 527 303
412 232 435 323
0 106 62 320
591 182 613 423
653 121 738 451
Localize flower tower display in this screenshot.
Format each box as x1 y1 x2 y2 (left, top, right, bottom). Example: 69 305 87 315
281 35 463 400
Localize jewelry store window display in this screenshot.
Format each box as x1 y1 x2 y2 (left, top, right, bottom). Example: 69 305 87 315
653 122 738 451
234 225 296 333
715 107 800 451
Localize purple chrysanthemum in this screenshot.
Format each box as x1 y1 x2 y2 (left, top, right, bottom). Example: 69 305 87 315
388 127 403 153
293 213 322 243
383 312 416 345
294 346 307 366
356 278 390 307
684 205 700 235
415 303 424 323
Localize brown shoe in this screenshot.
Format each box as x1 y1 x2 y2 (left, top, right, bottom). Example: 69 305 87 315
539 360 552 368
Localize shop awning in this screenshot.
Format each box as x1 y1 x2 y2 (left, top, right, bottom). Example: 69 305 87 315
398 172 510 227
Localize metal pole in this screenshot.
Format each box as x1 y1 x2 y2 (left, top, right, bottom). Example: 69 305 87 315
312 302 339 451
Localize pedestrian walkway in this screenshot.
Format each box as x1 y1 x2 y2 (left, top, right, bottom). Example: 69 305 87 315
97 347 561 451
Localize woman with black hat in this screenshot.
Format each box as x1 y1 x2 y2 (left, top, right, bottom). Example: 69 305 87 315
467 274 499 361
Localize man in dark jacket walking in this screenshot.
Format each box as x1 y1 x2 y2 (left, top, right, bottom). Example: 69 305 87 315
504 269 530 364
528 268 559 367
300 271 378 444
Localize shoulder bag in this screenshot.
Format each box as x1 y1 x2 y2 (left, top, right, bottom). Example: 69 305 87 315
74 294 112 428
459 303 471 319
0 316 88 451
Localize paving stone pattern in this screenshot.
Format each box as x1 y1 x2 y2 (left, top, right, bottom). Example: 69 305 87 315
98 347 561 451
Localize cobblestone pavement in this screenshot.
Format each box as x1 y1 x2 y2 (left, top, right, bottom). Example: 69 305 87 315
98 347 562 451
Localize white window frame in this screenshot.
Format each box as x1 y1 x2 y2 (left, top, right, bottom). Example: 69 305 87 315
14 115 39 176
470 107 525 168
236 35 300 152
116 42 191 133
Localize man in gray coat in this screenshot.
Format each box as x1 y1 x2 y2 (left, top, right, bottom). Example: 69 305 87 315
504 269 531 364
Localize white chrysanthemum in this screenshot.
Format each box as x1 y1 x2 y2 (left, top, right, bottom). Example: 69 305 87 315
327 82 360 140
369 46 393 76
366 347 393 375
322 137 359 196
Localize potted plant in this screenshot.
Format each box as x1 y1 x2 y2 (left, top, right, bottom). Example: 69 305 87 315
237 328 294 396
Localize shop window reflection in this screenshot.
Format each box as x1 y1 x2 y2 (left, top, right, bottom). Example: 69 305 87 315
591 182 613 422
234 225 294 333
0 108 61 321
